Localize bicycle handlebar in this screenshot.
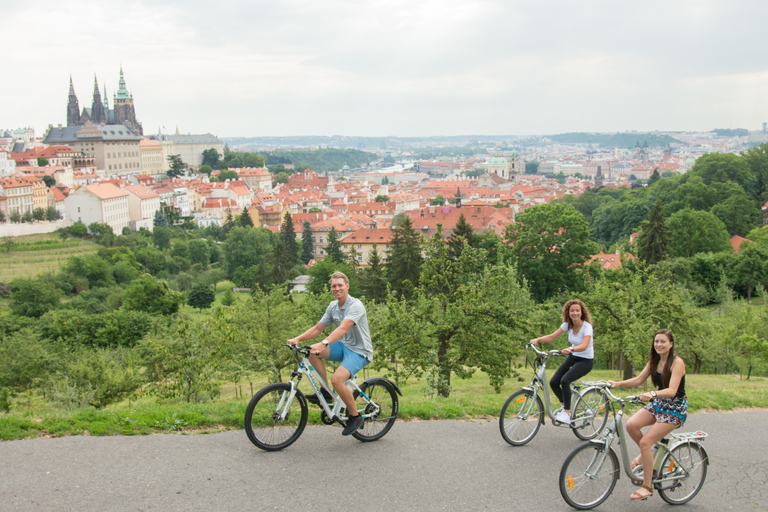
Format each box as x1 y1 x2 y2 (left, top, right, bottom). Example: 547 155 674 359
602 385 645 405
526 341 564 358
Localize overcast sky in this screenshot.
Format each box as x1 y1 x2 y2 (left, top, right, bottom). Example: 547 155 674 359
3 0 767 138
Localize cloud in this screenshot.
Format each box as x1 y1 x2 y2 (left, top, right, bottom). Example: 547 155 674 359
3 0 767 137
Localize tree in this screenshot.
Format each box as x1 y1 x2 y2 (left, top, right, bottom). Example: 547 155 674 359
585 268 700 379
9 212 20 224
667 208 731 258
447 213 476 260
122 274 184 315
87 222 115 246
153 226 171 251
42 175 55 187
648 169 661 185
361 245 387 303
217 170 238 181
153 210 169 228
147 310 234 403
381 176 390 185
710 192 760 236
222 210 235 232
386 216 423 298
221 226 274 280
32 208 46 222
0 211 5 223
166 155 186 178
9 278 61 318
377 233 533 397
346 244 361 270
429 194 445 206
280 211 300 266
301 220 314 264
45 206 61 221
526 161 540 174
688 152 756 198
37 157 49 166
238 207 254 228
187 239 210 266
636 199 670 265
731 243 768 301
198 164 212 176
201 148 221 168
324 227 345 263
506 203 598 302
374 194 390 203
269 239 291 287
187 283 216 311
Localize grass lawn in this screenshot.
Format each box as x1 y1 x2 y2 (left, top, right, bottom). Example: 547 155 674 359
0 236 100 281
1 367 765 441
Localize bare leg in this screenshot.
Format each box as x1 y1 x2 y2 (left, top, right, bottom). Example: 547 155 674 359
331 366 357 416
308 348 330 388
636 421 679 489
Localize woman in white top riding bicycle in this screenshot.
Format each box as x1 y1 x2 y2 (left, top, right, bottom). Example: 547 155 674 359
531 299 594 425
608 328 688 501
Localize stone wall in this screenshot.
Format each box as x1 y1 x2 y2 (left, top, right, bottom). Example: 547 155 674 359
0 219 72 237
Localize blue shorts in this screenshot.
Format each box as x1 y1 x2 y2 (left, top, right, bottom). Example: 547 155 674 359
327 342 370 377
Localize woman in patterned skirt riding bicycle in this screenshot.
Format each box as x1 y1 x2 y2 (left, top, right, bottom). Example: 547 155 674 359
609 328 688 501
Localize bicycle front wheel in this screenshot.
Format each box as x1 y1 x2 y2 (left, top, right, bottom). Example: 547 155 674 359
559 443 619 510
244 383 308 451
499 389 544 446
570 388 609 441
657 441 708 505
352 380 399 442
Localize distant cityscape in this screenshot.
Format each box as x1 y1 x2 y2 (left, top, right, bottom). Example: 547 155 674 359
2 67 768 266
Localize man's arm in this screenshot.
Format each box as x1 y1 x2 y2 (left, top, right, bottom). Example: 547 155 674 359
287 322 328 344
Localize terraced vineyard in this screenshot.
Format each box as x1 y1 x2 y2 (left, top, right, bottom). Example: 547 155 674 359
0 235 101 281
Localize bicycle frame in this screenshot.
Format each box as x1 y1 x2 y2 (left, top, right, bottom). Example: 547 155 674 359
523 343 600 425
589 388 709 487
283 346 374 425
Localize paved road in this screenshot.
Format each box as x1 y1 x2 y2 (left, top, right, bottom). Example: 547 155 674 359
1 410 766 512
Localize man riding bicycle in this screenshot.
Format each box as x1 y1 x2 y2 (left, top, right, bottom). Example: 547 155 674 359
287 271 373 436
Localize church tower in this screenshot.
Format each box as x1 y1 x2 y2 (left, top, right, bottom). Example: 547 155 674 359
66 76 80 126
113 67 143 135
90 75 107 124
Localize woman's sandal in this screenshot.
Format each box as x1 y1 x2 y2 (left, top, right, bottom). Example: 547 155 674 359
630 484 653 501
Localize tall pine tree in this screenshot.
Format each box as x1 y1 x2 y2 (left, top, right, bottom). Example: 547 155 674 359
280 211 300 266
362 244 387 303
301 221 314 264
239 206 254 227
637 199 670 265
324 227 345 263
386 216 423 298
447 213 476 260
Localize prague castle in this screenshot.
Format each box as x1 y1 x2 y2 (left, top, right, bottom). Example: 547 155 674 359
66 67 143 136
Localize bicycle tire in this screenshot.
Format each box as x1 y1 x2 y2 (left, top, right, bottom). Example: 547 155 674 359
499 389 544 446
244 382 308 451
570 388 610 441
657 441 708 505
352 380 399 442
559 443 620 510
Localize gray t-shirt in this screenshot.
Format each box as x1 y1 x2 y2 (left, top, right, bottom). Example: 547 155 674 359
320 295 373 361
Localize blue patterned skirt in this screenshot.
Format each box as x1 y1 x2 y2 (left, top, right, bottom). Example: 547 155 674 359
645 396 688 425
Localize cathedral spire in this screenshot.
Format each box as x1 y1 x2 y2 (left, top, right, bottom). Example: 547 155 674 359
91 75 106 124
67 75 80 126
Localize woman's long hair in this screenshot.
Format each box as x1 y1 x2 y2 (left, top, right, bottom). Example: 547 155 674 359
561 300 592 329
649 329 676 388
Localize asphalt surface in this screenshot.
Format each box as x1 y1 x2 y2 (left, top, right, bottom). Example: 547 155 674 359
1 410 766 512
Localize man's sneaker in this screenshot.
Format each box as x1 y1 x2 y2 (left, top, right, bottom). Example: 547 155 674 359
555 410 571 424
342 414 364 436
305 388 333 405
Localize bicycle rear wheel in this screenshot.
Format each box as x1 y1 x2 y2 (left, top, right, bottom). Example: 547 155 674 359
657 441 708 505
559 443 619 510
352 380 399 442
244 383 308 451
570 388 609 441
499 389 544 446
